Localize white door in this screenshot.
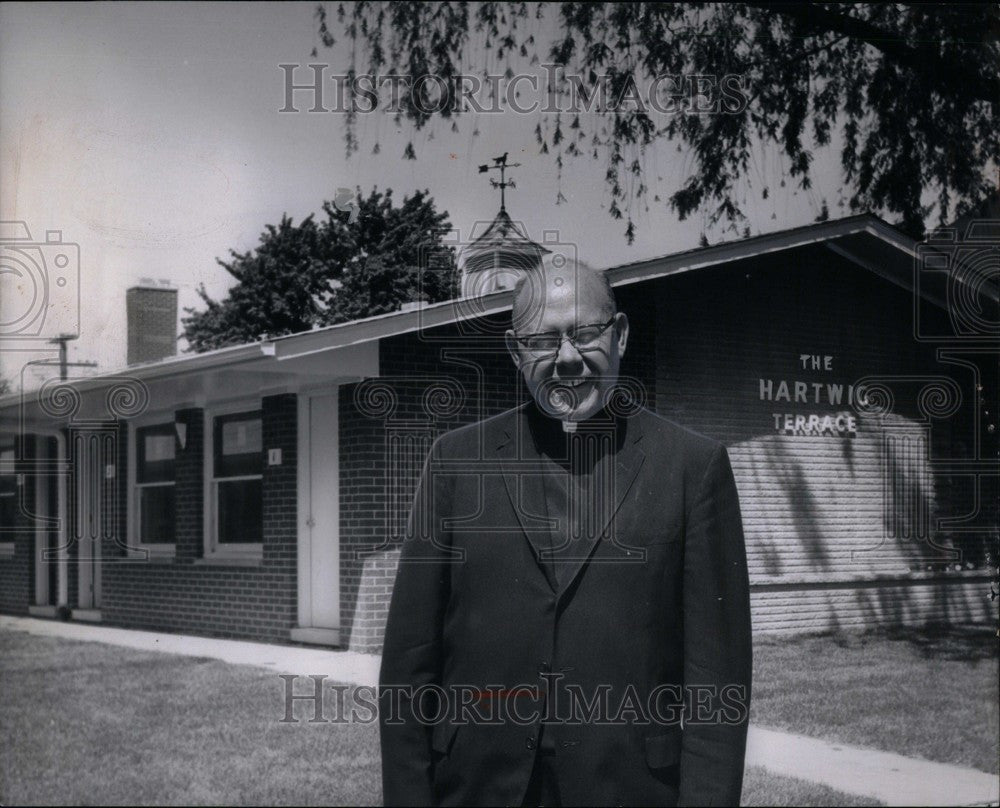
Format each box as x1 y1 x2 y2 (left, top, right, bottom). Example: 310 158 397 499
296 392 340 640
74 429 110 610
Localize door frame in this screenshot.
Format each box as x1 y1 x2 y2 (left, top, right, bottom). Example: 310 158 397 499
292 385 341 646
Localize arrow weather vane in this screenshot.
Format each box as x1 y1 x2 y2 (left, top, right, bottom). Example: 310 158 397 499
478 152 521 211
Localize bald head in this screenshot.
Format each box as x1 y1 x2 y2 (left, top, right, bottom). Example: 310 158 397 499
505 259 629 422
510 262 617 335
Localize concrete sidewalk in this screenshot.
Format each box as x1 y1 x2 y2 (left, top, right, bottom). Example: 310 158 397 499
2 615 998 807
745 726 998 807
0 614 380 684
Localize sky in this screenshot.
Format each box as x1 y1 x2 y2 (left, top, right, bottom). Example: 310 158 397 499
0 1 845 388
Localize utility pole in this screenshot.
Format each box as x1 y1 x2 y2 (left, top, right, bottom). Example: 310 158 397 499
24 334 98 387
48 334 95 381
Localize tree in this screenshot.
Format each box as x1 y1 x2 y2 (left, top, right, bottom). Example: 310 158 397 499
313 2 998 240
181 188 457 352
0 375 11 396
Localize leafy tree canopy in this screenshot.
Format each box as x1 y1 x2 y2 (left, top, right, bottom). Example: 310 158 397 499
314 1 998 240
181 188 457 352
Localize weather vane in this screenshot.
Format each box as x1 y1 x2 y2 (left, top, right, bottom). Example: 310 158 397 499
478 152 521 211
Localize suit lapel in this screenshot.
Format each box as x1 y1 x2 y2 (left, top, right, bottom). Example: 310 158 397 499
497 404 559 591
554 415 646 597
497 402 647 596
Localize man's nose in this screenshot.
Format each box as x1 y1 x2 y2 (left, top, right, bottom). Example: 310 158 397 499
554 337 584 372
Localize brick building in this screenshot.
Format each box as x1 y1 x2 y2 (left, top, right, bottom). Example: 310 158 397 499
1 215 996 653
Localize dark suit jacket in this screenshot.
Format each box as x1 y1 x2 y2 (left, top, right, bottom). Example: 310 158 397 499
379 400 752 807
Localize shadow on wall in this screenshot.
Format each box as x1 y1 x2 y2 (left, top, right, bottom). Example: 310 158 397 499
750 580 996 636
853 581 991 637
731 409 964 581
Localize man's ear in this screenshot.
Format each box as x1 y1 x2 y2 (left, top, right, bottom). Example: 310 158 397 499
505 329 522 370
614 312 630 358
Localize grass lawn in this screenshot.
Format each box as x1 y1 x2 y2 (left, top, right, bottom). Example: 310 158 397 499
0 631 381 805
742 767 882 807
3 624 993 806
750 624 999 774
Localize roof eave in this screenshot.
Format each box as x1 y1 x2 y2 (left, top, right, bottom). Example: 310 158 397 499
0 214 921 410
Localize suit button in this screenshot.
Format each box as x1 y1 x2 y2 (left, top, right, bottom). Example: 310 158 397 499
526 736 536 751
539 661 551 674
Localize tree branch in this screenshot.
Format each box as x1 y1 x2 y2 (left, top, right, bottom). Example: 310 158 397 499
744 2 997 105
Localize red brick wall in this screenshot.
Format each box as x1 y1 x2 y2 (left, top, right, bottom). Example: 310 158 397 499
98 393 298 642
174 407 204 561
126 286 178 366
651 245 996 631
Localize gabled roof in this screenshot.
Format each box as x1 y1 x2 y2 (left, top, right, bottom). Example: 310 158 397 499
608 213 915 285
0 214 934 411
269 213 932 357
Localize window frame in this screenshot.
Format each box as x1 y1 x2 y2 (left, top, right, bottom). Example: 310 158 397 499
127 415 178 558
203 403 264 560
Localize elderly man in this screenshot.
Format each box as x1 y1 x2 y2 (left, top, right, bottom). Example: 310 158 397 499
379 262 752 807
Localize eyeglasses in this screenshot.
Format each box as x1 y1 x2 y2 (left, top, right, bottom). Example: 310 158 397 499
515 317 617 354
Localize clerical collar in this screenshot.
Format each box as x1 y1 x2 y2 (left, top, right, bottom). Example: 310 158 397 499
525 397 621 449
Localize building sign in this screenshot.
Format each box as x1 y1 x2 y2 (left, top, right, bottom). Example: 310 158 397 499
759 354 858 436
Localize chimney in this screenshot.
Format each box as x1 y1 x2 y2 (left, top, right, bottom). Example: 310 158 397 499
127 280 178 365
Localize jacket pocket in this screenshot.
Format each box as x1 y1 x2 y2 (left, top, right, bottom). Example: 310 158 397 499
645 731 682 769
431 721 460 757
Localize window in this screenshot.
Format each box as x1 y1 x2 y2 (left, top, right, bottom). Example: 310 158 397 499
1 440 16 556
207 409 263 555
134 423 176 548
